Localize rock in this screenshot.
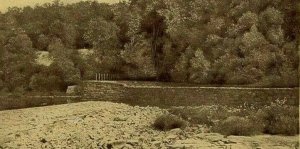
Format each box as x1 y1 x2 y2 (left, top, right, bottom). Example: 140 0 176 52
1 101 299 149
223 139 237 144
197 133 224 142
169 128 183 135
151 141 161 147
166 134 178 140
110 140 126 145
126 140 139 146
218 140 225 145
151 136 161 141
121 144 134 149
66 86 77 94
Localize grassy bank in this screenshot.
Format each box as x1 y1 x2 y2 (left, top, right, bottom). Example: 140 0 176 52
0 96 82 111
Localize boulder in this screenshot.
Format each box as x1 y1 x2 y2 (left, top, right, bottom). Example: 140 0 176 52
66 85 77 94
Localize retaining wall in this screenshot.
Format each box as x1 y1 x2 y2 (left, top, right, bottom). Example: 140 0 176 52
82 81 126 101
82 81 299 107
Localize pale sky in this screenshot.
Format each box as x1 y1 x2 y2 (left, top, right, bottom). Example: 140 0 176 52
0 0 120 12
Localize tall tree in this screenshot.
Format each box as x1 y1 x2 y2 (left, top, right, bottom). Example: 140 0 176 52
2 32 36 91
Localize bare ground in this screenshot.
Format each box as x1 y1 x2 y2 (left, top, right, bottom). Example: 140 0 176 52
0 101 298 149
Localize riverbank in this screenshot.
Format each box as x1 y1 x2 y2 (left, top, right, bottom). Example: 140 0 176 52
0 101 298 148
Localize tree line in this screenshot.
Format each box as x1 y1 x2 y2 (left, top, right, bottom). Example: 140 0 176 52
0 0 299 93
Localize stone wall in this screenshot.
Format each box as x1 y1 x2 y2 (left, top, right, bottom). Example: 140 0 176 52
123 87 299 107
82 81 299 106
82 81 126 101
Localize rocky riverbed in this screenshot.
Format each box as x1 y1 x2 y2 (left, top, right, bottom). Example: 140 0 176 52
0 101 298 149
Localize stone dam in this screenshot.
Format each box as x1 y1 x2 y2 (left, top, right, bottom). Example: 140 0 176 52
82 81 299 107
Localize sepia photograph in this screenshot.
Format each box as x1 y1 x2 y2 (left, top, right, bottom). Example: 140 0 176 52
0 0 299 148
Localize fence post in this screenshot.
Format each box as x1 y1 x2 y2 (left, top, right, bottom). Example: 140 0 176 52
94 73 123 81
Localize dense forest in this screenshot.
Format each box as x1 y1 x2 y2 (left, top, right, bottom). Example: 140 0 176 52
0 0 299 93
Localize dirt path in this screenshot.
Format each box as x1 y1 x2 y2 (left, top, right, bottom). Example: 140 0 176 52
0 101 298 149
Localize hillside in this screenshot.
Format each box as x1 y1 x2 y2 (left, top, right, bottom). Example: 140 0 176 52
0 0 121 12
35 49 94 66
0 101 298 148
1 0 299 94
36 51 54 66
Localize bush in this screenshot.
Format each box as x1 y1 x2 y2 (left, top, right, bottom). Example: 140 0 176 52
169 100 299 136
169 107 214 126
255 100 299 135
213 99 299 136
29 73 64 92
0 88 9 96
153 114 187 131
0 79 3 90
213 116 264 136
13 87 26 97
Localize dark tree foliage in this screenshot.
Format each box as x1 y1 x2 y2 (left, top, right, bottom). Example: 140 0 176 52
0 0 298 93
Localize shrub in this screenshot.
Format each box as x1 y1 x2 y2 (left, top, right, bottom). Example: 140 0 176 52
10 87 26 97
255 100 299 135
189 49 211 84
213 116 264 136
267 115 299 135
169 107 214 126
153 114 187 131
237 12 259 30
29 73 64 92
0 79 3 90
0 88 8 96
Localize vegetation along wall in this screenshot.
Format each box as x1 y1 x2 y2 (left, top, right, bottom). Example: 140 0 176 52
82 81 299 107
